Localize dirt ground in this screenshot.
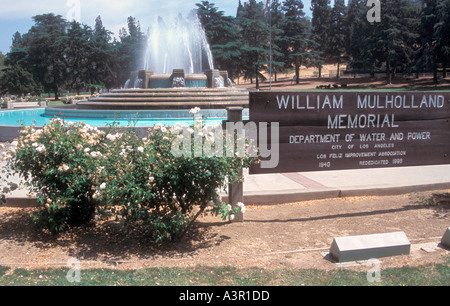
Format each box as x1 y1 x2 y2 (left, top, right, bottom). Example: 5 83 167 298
0 190 449 272
234 74 450 91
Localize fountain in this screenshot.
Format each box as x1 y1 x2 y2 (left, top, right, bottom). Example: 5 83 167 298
0 12 249 142
144 14 214 75
66 12 248 114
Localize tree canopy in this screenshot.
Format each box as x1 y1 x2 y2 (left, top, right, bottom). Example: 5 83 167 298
2 0 449 96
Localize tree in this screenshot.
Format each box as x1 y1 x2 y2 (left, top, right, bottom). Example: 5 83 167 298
0 51 4 68
91 16 115 89
25 14 68 100
346 0 418 83
280 0 317 84
328 0 348 78
6 32 30 73
436 0 450 78
346 0 375 75
115 16 147 86
0 64 43 96
267 0 287 82
311 0 332 77
66 21 94 94
416 0 450 83
237 0 245 18
196 1 242 79
0 51 6 88
238 0 271 89
374 0 419 84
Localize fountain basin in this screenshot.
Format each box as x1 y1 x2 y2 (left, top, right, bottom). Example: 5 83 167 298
77 88 249 110
148 74 208 88
0 107 250 142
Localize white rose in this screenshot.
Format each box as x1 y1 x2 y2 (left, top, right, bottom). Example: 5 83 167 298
106 134 116 141
59 164 70 171
189 107 200 114
237 202 246 213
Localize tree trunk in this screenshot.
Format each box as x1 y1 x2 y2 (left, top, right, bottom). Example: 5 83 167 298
443 67 447 79
336 62 340 79
433 54 438 85
295 63 300 85
386 59 392 85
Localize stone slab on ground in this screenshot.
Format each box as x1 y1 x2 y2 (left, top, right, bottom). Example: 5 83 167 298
441 228 450 248
329 231 411 263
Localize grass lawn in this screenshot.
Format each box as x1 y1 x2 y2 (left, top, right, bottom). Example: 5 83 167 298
0 259 448 286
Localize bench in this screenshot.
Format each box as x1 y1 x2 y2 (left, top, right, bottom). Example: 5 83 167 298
7 101 47 109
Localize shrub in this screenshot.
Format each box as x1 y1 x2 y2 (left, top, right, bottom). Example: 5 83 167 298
0 98 7 108
3 115 257 241
95 121 255 242
60 97 73 104
6 119 106 233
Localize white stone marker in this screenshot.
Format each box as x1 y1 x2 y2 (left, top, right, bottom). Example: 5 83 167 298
329 232 411 263
441 228 450 248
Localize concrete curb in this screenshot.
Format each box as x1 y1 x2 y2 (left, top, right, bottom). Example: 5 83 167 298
2 197 39 208
3 173 450 208
221 182 450 205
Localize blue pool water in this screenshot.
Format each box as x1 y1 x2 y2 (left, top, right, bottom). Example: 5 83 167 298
0 108 248 127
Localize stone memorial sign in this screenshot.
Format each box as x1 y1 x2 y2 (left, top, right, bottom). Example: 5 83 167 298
250 91 450 174
441 228 450 248
329 231 411 263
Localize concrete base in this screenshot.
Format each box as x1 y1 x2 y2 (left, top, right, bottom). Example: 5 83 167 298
441 228 450 248
330 232 411 263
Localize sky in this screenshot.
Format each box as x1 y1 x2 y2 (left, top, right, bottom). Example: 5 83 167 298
0 0 320 56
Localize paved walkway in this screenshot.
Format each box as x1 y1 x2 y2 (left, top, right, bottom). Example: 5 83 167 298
228 164 450 205
232 165 450 204
2 163 450 207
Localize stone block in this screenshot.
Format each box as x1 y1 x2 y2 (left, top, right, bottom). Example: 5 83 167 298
170 69 186 88
441 228 450 248
329 232 411 263
205 69 220 88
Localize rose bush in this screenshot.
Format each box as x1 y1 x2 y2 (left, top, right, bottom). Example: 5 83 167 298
5 119 107 233
1 115 258 242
